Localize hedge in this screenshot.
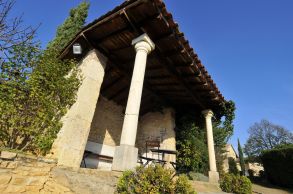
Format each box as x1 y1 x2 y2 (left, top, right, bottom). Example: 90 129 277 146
261 144 293 188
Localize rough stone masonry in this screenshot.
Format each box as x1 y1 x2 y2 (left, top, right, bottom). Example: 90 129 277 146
0 152 119 194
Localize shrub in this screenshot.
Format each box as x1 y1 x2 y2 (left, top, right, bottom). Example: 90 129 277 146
175 175 196 194
261 144 293 188
220 173 252 194
116 164 196 194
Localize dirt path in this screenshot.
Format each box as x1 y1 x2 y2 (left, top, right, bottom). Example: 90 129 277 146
252 183 293 194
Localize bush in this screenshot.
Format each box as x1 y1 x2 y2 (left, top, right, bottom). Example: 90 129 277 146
220 173 252 194
175 175 196 194
116 164 196 194
261 144 293 188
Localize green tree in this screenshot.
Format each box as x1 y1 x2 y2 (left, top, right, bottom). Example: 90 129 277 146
213 100 236 175
0 44 80 153
0 41 40 150
47 1 89 52
176 115 209 173
244 119 293 158
176 100 236 175
238 138 246 175
0 1 89 154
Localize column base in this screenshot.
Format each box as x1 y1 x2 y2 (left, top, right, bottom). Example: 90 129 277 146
112 144 138 171
208 171 219 183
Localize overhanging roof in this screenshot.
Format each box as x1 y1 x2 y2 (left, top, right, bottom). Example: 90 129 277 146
61 0 226 113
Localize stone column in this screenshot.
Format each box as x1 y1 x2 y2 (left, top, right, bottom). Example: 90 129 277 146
50 50 107 168
202 109 219 183
112 34 155 171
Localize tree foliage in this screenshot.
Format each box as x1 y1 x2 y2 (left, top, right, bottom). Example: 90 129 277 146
238 139 245 175
261 144 293 188
220 173 252 194
244 119 293 158
47 1 89 52
213 100 236 146
176 100 236 175
0 1 89 154
176 115 209 174
116 164 196 194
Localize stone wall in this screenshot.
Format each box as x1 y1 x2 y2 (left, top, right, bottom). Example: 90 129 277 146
88 98 176 161
50 49 108 167
0 152 219 194
246 162 264 176
222 144 241 173
88 96 176 161
0 152 119 194
88 96 124 146
136 108 176 162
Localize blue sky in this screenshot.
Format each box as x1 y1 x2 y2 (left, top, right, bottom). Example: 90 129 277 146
12 0 293 149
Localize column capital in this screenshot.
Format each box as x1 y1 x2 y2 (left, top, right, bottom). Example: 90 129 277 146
202 109 214 118
132 33 155 53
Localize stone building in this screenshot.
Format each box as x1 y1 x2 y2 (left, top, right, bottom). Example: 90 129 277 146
222 144 241 173
222 144 264 176
50 0 227 183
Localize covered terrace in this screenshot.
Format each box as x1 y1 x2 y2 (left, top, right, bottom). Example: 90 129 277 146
51 0 225 183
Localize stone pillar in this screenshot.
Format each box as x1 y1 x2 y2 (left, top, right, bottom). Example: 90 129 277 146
112 34 155 171
50 50 107 167
202 109 219 183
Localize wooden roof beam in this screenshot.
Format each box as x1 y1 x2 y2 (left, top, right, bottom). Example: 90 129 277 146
153 52 206 109
107 61 171 106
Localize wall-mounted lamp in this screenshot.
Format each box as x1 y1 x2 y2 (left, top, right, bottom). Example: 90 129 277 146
73 43 82 55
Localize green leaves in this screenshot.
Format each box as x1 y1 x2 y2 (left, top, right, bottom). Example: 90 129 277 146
175 100 236 175
238 139 246 175
220 173 252 194
176 115 209 173
244 119 293 158
0 42 80 154
116 165 196 194
47 1 89 52
0 1 88 154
